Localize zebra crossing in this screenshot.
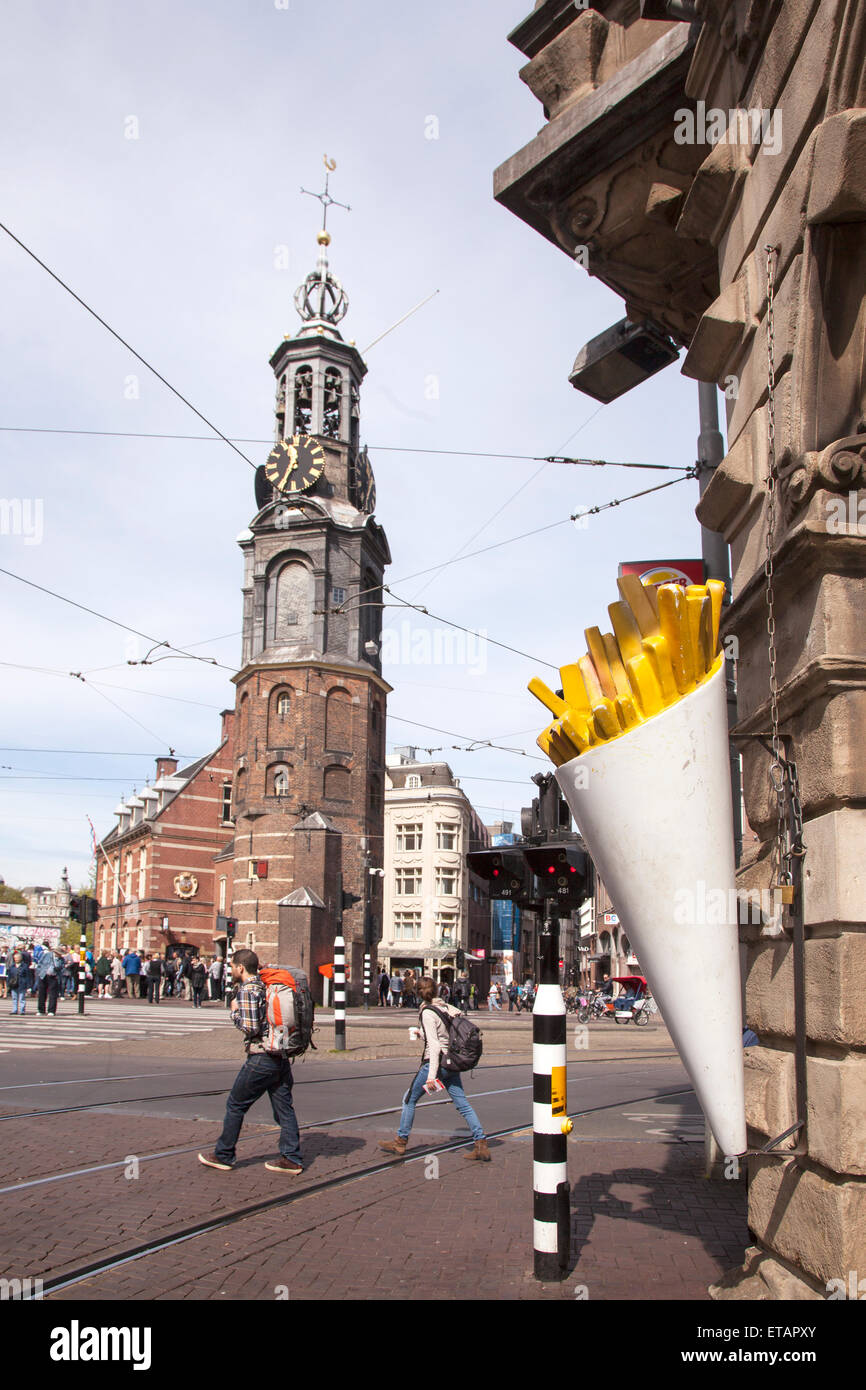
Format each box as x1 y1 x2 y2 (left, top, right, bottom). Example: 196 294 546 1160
0 1000 232 1053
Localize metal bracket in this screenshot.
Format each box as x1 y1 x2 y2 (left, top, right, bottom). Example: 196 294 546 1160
730 733 808 1161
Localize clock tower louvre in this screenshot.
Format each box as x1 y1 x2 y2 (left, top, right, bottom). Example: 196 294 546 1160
229 178 390 998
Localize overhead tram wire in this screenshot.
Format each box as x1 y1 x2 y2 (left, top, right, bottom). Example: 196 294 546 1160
0 424 688 471
0 222 256 473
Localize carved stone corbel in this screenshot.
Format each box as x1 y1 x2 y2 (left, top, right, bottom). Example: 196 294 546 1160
782 434 866 520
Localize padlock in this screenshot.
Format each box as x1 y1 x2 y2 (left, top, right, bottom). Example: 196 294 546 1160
776 883 796 905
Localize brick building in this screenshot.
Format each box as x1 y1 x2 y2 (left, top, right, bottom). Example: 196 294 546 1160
94 713 235 958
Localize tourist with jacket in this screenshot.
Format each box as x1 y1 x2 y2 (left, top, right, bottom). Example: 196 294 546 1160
35 947 64 1016
122 949 143 998
379 975 490 1162
7 951 33 1014
208 956 224 1001
189 957 207 1007
145 953 163 1004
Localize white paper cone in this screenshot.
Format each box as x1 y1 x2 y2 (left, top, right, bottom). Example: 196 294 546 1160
556 664 746 1155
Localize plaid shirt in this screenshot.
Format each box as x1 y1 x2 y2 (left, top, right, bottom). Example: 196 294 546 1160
231 975 269 1053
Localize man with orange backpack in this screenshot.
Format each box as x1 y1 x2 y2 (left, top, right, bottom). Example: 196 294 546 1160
198 948 308 1175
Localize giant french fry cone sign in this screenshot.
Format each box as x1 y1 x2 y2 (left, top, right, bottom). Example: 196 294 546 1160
529 577 747 1155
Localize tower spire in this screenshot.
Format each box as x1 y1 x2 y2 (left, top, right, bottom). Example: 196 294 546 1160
295 156 351 332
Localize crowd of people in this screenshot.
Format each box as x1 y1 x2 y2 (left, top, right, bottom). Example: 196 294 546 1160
0 942 227 1014
375 968 536 1013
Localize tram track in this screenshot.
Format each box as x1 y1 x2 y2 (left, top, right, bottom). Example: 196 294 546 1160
34 1084 694 1298
0 1053 677 1121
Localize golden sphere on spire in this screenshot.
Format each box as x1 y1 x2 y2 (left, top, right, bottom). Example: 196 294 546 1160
317 229 331 246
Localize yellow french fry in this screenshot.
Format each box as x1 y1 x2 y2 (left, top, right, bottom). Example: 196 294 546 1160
642 635 679 705
615 694 640 730
560 714 592 756
608 600 644 666
560 663 592 717
602 632 631 697
706 578 726 655
643 581 660 620
550 720 579 764
537 727 568 767
698 596 714 675
617 574 661 639
578 655 604 706
685 586 708 671
592 698 620 742
528 676 568 719
625 653 664 719
584 627 617 700
657 584 696 695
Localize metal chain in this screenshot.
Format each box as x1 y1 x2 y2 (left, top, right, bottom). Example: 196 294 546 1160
764 245 789 900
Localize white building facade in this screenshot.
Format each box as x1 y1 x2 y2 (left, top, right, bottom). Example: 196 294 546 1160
381 751 491 991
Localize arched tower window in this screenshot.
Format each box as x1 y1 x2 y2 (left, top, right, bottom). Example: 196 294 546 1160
235 767 247 808
350 382 360 451
270 765 290 798
361 568 381 651
267 686 294 748
294 365 313 433
325 687 352 751
323 367 342 439
238 692 249 746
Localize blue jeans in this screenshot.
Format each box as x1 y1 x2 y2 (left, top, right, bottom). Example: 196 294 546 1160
11 988 27 1013
216 1052 301 1166
398 1063 484 1142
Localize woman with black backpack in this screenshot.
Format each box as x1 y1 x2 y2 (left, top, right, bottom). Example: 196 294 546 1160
379 975 490 1162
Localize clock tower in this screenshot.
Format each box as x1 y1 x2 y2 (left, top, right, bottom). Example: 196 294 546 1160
229 172 390 998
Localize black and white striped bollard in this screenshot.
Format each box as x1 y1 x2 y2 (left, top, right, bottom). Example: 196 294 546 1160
78 921 87 1015
334 932 346 1051
363 952 371 1011
532 906 571 1280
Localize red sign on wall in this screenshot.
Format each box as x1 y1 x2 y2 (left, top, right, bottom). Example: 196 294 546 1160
618 559 705 588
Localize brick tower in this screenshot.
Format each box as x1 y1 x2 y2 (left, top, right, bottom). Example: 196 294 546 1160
230 170 390 999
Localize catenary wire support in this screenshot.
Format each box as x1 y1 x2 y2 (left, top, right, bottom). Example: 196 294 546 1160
532 901 570 1281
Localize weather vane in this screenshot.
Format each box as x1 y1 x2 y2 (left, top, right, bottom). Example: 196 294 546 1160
299 154 351 239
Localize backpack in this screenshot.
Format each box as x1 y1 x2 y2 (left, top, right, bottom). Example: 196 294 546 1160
422 1003 483 1073
259 965 316 1058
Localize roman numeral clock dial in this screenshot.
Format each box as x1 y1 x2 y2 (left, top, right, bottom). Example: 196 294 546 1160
264 434 326 497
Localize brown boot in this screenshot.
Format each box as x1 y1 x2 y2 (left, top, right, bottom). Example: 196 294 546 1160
464 1139 491 1161
379 1136 408 1156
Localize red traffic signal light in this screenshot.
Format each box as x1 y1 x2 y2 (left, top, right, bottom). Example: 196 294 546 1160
466 849 530 903
522 845 588 907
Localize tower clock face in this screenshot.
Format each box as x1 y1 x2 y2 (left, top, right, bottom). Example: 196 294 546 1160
265 435 326 496
354 447 376 514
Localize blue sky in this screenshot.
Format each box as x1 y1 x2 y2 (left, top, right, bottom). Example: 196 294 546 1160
0 0 722 889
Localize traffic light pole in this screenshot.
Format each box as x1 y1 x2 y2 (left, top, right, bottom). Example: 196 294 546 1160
532 902 571 1281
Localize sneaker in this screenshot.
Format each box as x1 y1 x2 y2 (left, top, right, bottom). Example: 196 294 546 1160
264 1157 303 1174
197 1152 234 1171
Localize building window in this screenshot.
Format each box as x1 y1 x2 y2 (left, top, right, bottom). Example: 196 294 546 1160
325 687 352 751
394 911 422 941
101 862 109 902
277 692 290 718
125 855 133 902
395 822 423 851
332 587 345 606
219 877 227 914
406 775 421 789
323 366 342 438
435 869 458 897
435 912 458 941
113 859 120 906
436 824 458 850
273 768 290 797
138 848 147 899
222 783 233 822
395 868 423 896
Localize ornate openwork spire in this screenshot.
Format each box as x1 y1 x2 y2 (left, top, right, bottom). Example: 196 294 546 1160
294 156 350 332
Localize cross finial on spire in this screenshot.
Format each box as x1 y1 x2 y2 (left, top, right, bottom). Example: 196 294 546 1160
300 155 351 239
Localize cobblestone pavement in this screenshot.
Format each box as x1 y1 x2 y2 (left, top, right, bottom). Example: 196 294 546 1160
44 1132 746 1302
